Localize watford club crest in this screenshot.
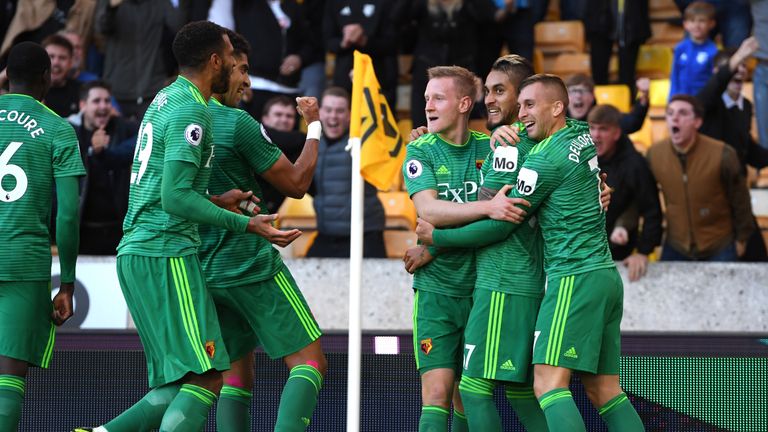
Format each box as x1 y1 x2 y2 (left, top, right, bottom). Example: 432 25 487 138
205 341 215 358
420 338 433 355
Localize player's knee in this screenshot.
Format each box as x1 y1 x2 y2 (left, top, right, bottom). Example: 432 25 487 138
0 355 28 377
186 369 224 395
422 381 453 406
312 353 328 376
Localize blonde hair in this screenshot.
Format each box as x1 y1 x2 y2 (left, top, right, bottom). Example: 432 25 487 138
427 65 481 101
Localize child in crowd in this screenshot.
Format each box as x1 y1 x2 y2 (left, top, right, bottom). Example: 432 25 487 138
670 1 719 98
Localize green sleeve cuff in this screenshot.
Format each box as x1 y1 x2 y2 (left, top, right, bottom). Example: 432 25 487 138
55 176 80 283
432 219 514 248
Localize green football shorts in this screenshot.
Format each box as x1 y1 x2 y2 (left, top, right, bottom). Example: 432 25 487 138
0 281 55 367
463 289 541 383
532 268 624 374
117 254 230 388
210 265 322 362
412 289 472 375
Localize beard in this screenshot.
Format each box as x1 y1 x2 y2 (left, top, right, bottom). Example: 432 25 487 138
211 65 231 94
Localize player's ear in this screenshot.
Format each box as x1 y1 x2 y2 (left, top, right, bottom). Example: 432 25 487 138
458 95 472 114
552 100 565 117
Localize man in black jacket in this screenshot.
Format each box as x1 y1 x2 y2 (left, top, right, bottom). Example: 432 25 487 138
589 104 663 281
71 80 136 254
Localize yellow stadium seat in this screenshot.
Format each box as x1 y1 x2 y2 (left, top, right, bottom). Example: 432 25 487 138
384 230 418 259
649 0 681 21
533 48 545 74
287 230 317 258
534 21 585 55
648 22 684 48
636 45 673 79
548 52 591 80
594 84 631 113
629 118 653 153
546 0 560 21
379 191 417 230
399 118 414 142
277 195 316 230
649 79 670 118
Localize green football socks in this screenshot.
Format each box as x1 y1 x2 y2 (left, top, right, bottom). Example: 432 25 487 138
458 376 501 432
159 384 216 431
102 383 180 432
505 384 548 432
419 405 449 432
599 392 645 431
274 364 323 431
216 385 252 432
0 375 24 431
538 388 586 432
451 409 468 432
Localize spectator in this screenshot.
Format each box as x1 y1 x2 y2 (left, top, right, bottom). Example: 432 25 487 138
234 0 312 120
476 2 534 74
298 0 326 100
70 80 136 255
697 37 768 172
752 0 768 150
42 34 81 117
674 0 752 49
0 0 65 69
59 29 98 82
95 0 185 121
399 0 497 128
258 95 307 213
583 0 650 94
324 0 399 108
565 73 649 135
306 87 386 258
647 95 755 261
669 1 718 98
588 104 663 281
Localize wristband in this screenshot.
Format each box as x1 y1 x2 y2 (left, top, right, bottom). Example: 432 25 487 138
306 120 322 141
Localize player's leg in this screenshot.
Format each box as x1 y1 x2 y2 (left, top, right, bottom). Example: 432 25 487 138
450 382 468 432
0 281 55 429
277 340 327 431
582 270 644 431
217 353 255 432
419 368 455 431
533 365 583 431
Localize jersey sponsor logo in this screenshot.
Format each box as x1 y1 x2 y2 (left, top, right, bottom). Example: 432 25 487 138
568 133 594 163
493 146 519 172
516 167 538 196
260 124 273 144
405 159 423 178
436 165 450 175
563 346 578 359
500 359 516 371
437 181 478 203
205 341 216 358
185 124 203 146
420 338 433 355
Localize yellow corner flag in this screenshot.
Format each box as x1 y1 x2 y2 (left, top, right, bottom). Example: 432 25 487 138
350 50 404 191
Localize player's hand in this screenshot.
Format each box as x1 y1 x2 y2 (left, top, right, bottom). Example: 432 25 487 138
610 226 629 245
735 240 747 257
403 245 433 274
246 214 302 247
599 173 612 211
622 253 648 282
636 77 650 105
489 124 521 151
296 97 319 124
415 217 435 246
733 36 759 68
410 126 428 142
487 184 529 223
91 127 110 154
212 189 259 215
51 282 74 326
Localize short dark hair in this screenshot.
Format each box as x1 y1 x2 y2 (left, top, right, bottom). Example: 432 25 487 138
172 21 227 70
321 86 350 106
226 29 251 58
684 1 716 21
519 74 569 109
79 80 111 101
262 95 294 117
668 94 704 118
6 42 51 86
491 54 535 92
41 34 74 56
588 104 622 127
564 73 594 92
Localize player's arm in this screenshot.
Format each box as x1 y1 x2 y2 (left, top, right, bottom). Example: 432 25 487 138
412 187 527 227
420 154 559 247
259 97 320 198
52 175 80 325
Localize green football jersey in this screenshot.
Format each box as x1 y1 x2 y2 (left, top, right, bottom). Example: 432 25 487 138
0 94 85 281
118 76 215 257
403 131 489 298
475 132 544 297
198 99 284 288
508 120 614 278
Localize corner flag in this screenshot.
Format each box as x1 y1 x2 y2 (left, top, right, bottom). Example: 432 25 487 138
350 50 405 191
